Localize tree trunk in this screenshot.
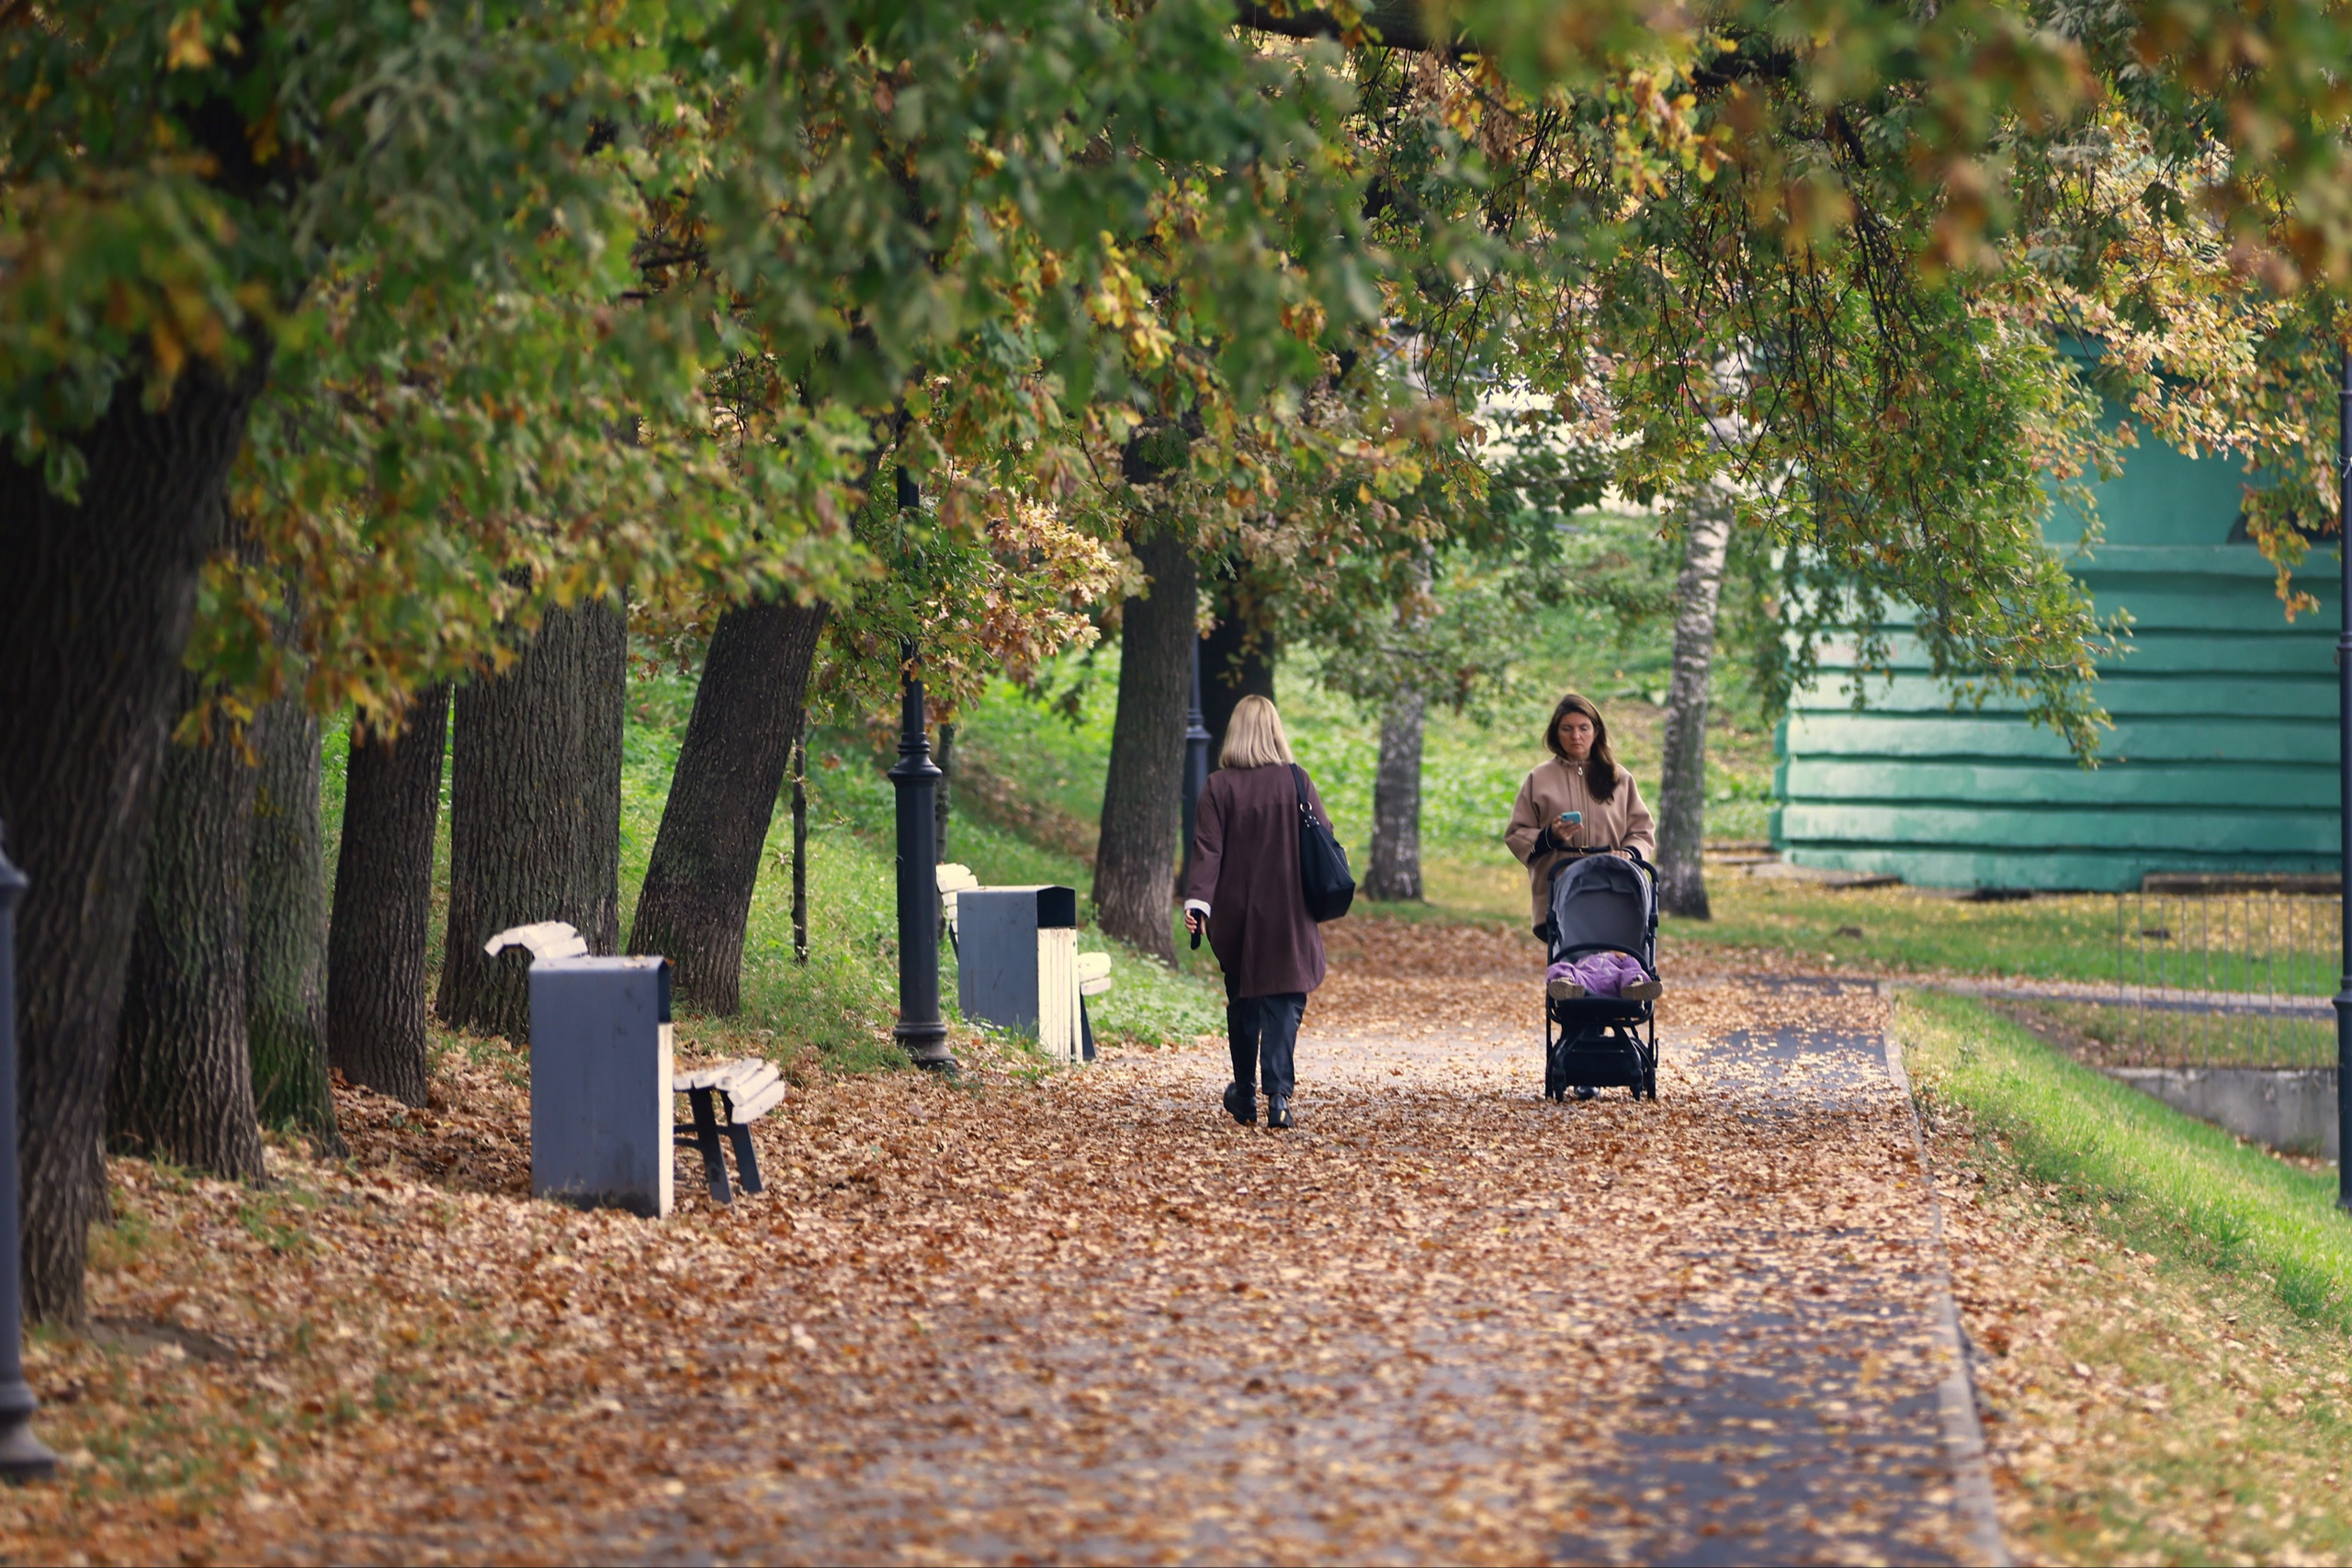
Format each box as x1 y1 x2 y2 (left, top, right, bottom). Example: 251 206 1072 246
1198 597 1275 767
246 694 344 1154
1656 483 1736 920
328 683 449 1107
1093 527 1196 962
578 594 627 955
628 600 826 1015
934 722 956 862
1363 686 1426 901
107 675 268 1179
439 598 623 1039
0 355 264 1323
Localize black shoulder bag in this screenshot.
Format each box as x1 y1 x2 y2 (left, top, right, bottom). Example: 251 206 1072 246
1290 764 1356 922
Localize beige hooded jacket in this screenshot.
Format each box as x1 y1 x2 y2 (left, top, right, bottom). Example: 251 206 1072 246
1503 756 1657 925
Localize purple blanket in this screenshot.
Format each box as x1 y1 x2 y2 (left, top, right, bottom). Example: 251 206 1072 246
1545 952 1648 997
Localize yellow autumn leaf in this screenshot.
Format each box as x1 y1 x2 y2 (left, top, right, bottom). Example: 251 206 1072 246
166 9 214 71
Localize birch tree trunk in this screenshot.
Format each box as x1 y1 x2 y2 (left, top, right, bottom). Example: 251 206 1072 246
1655 483 1736 919
1363 687 1425 900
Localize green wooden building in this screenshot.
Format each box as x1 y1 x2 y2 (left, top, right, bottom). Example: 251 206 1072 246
1770 433 2341 891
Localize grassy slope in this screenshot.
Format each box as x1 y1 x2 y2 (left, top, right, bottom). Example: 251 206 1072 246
952 626 2174 992
1901 989 2352 1327
1899 989 2352 1562
322 672 917 1078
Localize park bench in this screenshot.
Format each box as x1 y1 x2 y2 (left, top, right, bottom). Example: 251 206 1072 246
673 1058 786 1203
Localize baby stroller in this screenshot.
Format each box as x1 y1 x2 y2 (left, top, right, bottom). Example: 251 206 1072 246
1541 850 1660 1101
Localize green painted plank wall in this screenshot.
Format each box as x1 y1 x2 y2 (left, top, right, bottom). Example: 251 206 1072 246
1774 427 2341 890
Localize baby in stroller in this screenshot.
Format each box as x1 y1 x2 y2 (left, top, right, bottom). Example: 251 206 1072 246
1541 848 1662 1101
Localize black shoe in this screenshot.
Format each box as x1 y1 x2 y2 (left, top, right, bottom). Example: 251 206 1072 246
1222 1082 1257 1126
1573 1084 1597 1101
1267 1094 1295 1130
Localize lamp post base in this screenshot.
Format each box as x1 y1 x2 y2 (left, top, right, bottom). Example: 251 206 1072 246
896 1022 956 1076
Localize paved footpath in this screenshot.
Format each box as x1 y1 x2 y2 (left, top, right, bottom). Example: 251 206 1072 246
298 927 2000 1567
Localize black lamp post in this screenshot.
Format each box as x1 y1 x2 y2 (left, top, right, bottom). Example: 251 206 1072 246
889 464 955 1074
0 829 56 1479
1182 635 1210 890
2336 347 2351 1210
888 639 954 1073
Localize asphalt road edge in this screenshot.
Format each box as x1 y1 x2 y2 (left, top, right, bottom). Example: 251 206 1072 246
1879 983 2012 1568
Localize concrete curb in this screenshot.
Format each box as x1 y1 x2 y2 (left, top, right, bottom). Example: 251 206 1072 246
1929 976 2331 1020
1879 987 2011 1568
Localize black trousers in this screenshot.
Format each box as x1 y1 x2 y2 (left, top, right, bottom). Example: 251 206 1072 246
1226 973 1306 1099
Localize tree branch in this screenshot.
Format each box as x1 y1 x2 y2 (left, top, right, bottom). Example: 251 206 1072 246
1235 2 1472 59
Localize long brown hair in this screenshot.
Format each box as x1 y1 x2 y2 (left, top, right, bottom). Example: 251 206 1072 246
1543 692 1620 801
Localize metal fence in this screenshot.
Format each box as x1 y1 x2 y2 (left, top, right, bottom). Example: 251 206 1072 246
2103 888 2338 1068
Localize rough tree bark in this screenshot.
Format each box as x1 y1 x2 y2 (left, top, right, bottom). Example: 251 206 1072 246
1093 527 1197 963
628 599 826 1014
246 693 344 1153
107 676 268 1179
0 355 266 1323
1198 599 1275 766
1363 687 1427 901
438 597 625 1040
934 722 956 861
1656 483 1736 920
327 684 450 1106
578 594 627 955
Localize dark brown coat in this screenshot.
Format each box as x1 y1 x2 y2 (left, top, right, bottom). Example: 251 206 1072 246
1183 762 1329 998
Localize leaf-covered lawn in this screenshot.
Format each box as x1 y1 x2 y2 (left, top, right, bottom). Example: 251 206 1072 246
0 921 1997 1565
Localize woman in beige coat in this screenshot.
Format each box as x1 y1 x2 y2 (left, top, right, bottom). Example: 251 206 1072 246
1504 692 1657 931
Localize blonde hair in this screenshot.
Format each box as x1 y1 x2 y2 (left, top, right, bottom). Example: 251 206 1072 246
1219 694 1295 770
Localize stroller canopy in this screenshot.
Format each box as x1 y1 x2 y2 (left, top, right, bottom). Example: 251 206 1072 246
1546 853 1654 964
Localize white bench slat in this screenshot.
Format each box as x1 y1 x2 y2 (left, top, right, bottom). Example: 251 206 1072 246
675 1059 775 1095
728 1078 787 1124
719 1059 779 1098
677 1057 784 1108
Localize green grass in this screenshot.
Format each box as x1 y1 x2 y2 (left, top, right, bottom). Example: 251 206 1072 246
1664 881 2141 983
818 720 1229 1051
312 658 1229 1075
958 643 1777 873
2000 996 2337 1070
1898 988 2352 1328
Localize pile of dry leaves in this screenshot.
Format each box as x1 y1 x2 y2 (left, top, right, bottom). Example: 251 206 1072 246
0 916 2281 1565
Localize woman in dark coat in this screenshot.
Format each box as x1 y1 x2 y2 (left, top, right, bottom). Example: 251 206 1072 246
1182 695 1329 1130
